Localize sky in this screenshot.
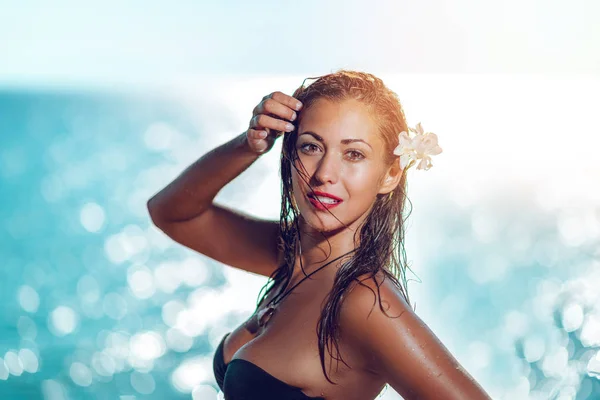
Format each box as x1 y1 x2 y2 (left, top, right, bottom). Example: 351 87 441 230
1 0 599 89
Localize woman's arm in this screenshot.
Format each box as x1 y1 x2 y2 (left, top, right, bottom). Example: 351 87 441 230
339 276 492 399
147 91 302 277
147 131 262 223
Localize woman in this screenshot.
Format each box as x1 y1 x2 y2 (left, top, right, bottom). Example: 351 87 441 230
147 70 491 399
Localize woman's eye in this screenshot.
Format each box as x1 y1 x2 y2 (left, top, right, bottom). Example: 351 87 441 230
299 144 364 160
300 143 320 153
347 150 365 161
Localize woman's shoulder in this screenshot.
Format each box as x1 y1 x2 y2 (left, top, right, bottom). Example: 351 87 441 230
337 271 413 372
339 269 413 344
339 276 491 399
344 270 410 310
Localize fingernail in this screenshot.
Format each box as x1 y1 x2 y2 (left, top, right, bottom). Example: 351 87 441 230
258 130 267 139
285 123 294 131
295 101 302 110
290 112 297 121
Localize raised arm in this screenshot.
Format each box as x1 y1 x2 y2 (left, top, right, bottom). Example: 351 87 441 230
147 91 303 277
339 275 492 399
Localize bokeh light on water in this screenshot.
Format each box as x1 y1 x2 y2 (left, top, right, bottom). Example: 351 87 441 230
0 89 248 399
1 75 599 399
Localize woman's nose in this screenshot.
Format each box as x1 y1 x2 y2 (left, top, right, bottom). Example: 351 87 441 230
313 152 339 185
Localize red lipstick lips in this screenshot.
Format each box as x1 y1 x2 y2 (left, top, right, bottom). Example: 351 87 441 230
307 191 343 211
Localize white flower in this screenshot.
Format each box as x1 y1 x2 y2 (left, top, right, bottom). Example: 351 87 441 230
393 122 442 171
216 390 225 400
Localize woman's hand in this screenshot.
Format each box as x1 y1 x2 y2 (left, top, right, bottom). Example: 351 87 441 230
245 91 303 154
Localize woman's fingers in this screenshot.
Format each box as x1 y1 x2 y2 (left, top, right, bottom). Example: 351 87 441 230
250 114 295 133
254 98 297 122
253 92 303 119
245 91 303 155
257 91 303 113
271 91 303 112
246 129 269 153
248 128 268 140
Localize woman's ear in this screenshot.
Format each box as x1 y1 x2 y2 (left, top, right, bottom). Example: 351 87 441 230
378 160 403 195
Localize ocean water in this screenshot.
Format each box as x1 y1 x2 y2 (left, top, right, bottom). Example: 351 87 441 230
1 86 599 399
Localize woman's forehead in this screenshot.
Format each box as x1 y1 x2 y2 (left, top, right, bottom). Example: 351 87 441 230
298 98 379 140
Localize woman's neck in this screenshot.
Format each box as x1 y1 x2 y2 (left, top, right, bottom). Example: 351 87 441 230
294 222 359 277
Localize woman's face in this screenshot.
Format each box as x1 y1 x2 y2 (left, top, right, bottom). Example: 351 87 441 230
291 98 397 233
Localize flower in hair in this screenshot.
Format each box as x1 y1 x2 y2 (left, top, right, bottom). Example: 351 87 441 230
393 122 442 171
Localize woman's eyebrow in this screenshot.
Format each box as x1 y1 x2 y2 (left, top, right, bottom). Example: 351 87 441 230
299 131 372 149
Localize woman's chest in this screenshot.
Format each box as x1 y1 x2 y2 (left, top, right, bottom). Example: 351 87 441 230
221 281 382 399
223 281 328 374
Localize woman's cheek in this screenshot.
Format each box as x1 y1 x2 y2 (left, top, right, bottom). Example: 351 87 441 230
345 168 383 198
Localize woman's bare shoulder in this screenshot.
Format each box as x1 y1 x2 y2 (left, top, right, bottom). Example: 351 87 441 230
339 271 491 399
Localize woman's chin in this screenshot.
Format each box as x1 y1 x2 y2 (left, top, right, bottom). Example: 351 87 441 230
299 213 348 234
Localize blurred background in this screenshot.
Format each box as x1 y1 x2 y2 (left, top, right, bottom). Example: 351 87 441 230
1 1 599 399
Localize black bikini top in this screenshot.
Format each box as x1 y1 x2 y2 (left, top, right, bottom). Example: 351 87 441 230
213 332 325 400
